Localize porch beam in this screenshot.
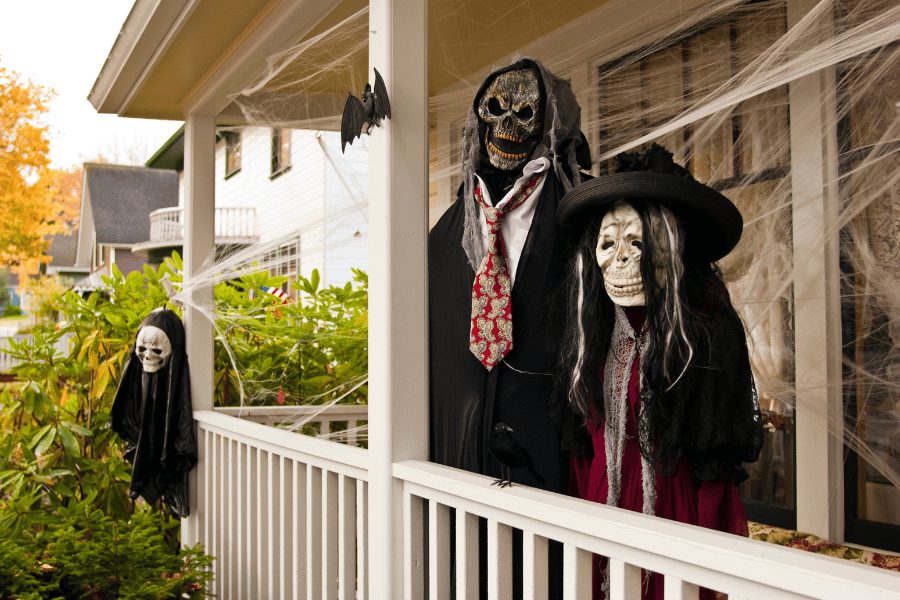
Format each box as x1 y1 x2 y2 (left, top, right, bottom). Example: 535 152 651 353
367 0 429 599
182 112 216 544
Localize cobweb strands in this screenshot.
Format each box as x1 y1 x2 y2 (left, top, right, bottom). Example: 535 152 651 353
173 0 900 526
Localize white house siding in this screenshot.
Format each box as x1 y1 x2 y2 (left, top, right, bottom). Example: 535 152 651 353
322 133 369 288
208 127 368 287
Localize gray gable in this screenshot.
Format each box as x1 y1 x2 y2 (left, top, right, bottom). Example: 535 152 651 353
84 163 179 245
47 231 79 267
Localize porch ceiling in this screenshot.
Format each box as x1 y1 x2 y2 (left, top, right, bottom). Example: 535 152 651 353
89 0 610 122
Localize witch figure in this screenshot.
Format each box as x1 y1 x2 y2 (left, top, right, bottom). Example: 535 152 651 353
555 144 763 599
110 308 197 518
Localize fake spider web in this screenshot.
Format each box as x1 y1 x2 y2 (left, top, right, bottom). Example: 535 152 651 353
171 0 900 529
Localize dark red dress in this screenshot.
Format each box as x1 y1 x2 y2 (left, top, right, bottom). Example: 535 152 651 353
570 309 749 600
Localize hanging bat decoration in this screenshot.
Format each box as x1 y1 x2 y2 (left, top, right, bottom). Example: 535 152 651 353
340 68 392 153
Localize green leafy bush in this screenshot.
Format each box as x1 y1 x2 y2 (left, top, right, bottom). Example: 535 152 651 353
0 254 368 597
213 266 368 409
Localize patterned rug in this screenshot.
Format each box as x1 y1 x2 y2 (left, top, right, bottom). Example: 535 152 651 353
748 522 900 572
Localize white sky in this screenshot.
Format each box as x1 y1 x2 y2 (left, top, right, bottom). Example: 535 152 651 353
1 0 182 170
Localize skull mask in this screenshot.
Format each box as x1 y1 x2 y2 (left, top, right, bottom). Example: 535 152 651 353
596 201 645 306
477 68 542 171
136 325 173 373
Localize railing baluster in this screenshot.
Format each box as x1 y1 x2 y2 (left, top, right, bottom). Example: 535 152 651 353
323 469 339 599
524 532 549 600
226 438 236 598
357 480 368 600
338 474 357 600
456 510 479 600
257 449 270 597
664 575 700 600
609 558 641 600
200 429 211 585
238 442 248 599
347 420 358 447
429 500 450 600
247 445 259 595
268 450 280 599
563 544 591 600
320 420 331 437
212 434 222 597
403 491 425 600
294 460 309 600
280 456 293 600
487 519 512 600
307 465 323 600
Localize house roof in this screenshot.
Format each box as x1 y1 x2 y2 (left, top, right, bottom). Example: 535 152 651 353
84 163 179 245
146 125 185 171
47 232 80 268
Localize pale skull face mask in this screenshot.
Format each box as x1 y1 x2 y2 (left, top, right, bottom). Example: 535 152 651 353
596 201 645 306
136 325 173 373
477 68 542 171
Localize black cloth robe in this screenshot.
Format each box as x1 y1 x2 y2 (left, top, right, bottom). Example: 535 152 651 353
429 171 569 494
110 309 197 518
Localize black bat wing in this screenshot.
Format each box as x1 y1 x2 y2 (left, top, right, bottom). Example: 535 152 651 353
341 93 368 153
373 68 392 121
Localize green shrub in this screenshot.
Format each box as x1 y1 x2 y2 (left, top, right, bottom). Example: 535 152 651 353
0 254 367 598
213 266 368 408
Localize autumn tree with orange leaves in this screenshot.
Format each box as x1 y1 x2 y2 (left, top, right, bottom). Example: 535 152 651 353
0 58 77 277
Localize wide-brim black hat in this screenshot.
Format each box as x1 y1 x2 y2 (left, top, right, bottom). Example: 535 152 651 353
557 158 743 263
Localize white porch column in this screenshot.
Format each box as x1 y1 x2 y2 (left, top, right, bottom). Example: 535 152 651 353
367 0 429 598
787 0 843 541
182 113 217 545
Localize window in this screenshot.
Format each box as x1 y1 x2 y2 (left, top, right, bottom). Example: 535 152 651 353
271 128 291 177
839 31 900 552
264 238 300 296
593 3 796 528
224 131 241 178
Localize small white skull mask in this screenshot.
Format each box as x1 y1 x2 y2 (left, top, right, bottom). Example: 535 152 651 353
136 325 173 373
477 68 542 171
596 201 645 306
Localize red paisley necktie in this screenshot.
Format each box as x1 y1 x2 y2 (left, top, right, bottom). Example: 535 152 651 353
469 174 543 370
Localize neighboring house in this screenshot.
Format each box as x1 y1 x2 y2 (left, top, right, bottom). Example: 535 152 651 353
45 232 90 281
0 270 22 312
87 0 900 598
137 124 368 293
72 163 179 292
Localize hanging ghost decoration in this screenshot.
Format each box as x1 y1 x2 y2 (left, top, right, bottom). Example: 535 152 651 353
110 308 197 518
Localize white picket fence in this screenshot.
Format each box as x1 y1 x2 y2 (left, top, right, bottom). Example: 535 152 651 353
0 333 73 373
189 410 900 600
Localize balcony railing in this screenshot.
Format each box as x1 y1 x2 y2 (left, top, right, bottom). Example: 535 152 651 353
148 207 256 243
188 410 900 600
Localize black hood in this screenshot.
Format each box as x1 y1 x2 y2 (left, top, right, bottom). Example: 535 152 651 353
460 57 592 269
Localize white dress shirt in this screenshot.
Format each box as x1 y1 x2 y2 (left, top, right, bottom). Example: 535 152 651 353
475 157 550 288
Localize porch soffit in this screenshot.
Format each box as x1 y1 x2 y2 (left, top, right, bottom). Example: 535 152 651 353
92 0 611 121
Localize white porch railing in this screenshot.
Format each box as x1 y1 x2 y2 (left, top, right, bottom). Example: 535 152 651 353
191 411 900 600
0 333 73 372
193 410 369 600
149 207 256 242
215 405 368 446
